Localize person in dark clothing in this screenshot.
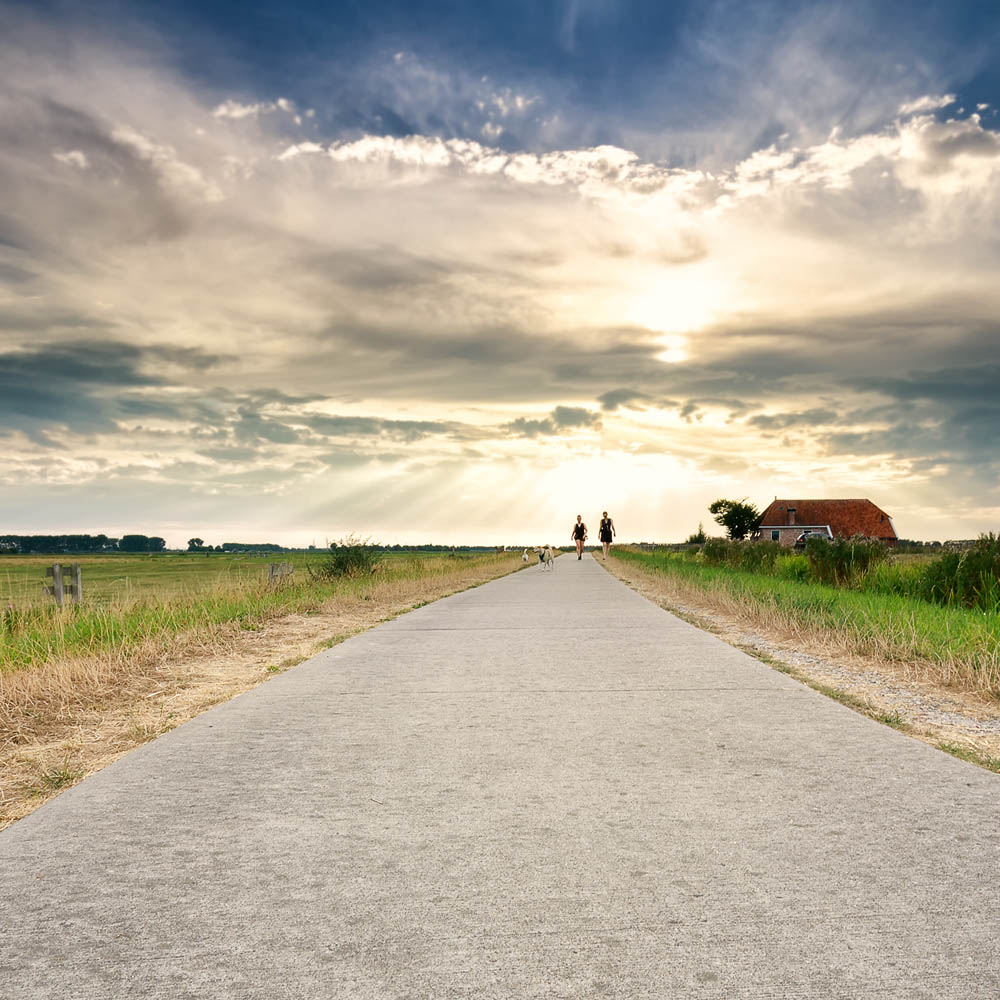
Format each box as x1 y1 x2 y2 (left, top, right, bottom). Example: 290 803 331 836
598 511 615 560
571 514 587 559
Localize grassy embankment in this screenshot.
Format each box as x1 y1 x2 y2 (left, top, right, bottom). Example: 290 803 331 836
611 546 1000 699
0 551 512 671
1 550 525 825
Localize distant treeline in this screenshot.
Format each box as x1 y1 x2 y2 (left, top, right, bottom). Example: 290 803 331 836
1 537 562 556
380 544 503 552
0 534 166 554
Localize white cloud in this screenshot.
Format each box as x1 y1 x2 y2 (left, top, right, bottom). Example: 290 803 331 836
277 141 325 161
110 126 224 202
53 149 89 168
212 97 296 119
898 94 955 116
4 24 1000 541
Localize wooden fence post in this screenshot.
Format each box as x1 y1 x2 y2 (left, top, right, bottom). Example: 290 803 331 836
43 564 83 607
268 562 294 586
44 564 65 607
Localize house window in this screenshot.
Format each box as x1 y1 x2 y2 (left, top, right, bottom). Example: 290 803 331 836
771 530 780 541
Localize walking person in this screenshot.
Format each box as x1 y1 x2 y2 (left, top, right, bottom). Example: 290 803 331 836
571 514 587 560
598 511 615 560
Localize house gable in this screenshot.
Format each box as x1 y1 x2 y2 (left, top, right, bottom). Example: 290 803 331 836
759 499 897 544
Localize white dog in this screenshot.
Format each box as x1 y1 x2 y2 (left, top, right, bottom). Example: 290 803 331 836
522 548 531 563
539 545 555 570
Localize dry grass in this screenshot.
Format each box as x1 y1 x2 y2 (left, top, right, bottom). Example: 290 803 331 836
602 553 1000 770
1 555 524 828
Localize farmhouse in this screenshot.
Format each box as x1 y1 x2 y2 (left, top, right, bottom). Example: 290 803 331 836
758 499 898 547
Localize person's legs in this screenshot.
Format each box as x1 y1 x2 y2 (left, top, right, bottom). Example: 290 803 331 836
602 540 610 560
576 539 583 559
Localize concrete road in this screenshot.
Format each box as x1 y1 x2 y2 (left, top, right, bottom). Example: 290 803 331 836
2 554 998 998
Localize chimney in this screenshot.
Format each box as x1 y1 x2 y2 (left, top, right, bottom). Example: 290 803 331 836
787 507 797 526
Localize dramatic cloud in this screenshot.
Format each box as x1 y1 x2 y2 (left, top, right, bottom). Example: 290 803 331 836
1 6 999 543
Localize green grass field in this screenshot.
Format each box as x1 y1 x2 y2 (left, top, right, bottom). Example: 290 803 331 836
0 550 516 672
0 550 464 607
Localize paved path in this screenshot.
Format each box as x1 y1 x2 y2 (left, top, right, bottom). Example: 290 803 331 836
2 555 998 998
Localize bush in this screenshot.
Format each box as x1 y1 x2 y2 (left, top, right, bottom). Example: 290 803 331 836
702 538 781 573
318 536 383 578
774 554 811 583
804 535 889 587
920 533 1000 612
701 537 731 566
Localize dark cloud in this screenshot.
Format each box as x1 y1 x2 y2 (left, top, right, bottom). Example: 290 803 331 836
551 405 601 429
233 409 302 445
598 388 649 411
300 249 449 293
0 262 35 284
748 407 839 430
297 413 462 442
504 405 601 437
848 364 1000 405
0 93 197 251
0 340 231 439
504 417 557 437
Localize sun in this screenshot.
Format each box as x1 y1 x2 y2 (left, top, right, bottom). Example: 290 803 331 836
623 269 727 363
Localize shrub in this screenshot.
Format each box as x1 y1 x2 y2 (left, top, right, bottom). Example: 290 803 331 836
737 541 781 573
804 535 889 587
702 538 781 573
702 537 732 567
920 533 1000 612
774 554 811 584
318 536 383 578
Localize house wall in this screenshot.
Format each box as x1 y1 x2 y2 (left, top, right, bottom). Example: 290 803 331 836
761 526 830 547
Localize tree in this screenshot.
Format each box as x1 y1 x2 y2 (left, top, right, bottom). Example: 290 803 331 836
120 534 159 552
187 538 205 551
685 522 707 544
708 499 761 540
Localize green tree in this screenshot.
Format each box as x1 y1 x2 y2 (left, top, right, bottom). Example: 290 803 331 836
708 499 761 540
120 534 158 552
187 537 205 551
685 522 707 544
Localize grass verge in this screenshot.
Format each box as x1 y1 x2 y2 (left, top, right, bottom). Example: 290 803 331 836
612 547 1000 698
937 743 1000 773
602 550 1000 774
1 554 525 828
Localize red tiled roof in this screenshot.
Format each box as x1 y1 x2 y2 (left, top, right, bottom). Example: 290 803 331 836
759 499 897 540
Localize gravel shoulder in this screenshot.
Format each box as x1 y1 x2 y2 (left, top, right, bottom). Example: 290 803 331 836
601 553 1000 767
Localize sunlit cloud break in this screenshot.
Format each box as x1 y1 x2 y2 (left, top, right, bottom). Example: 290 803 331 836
1 2 999 545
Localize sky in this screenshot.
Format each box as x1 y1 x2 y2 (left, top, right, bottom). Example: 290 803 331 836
2 0 1000 547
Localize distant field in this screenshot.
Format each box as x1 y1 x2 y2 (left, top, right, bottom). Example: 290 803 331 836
0 551 453 607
